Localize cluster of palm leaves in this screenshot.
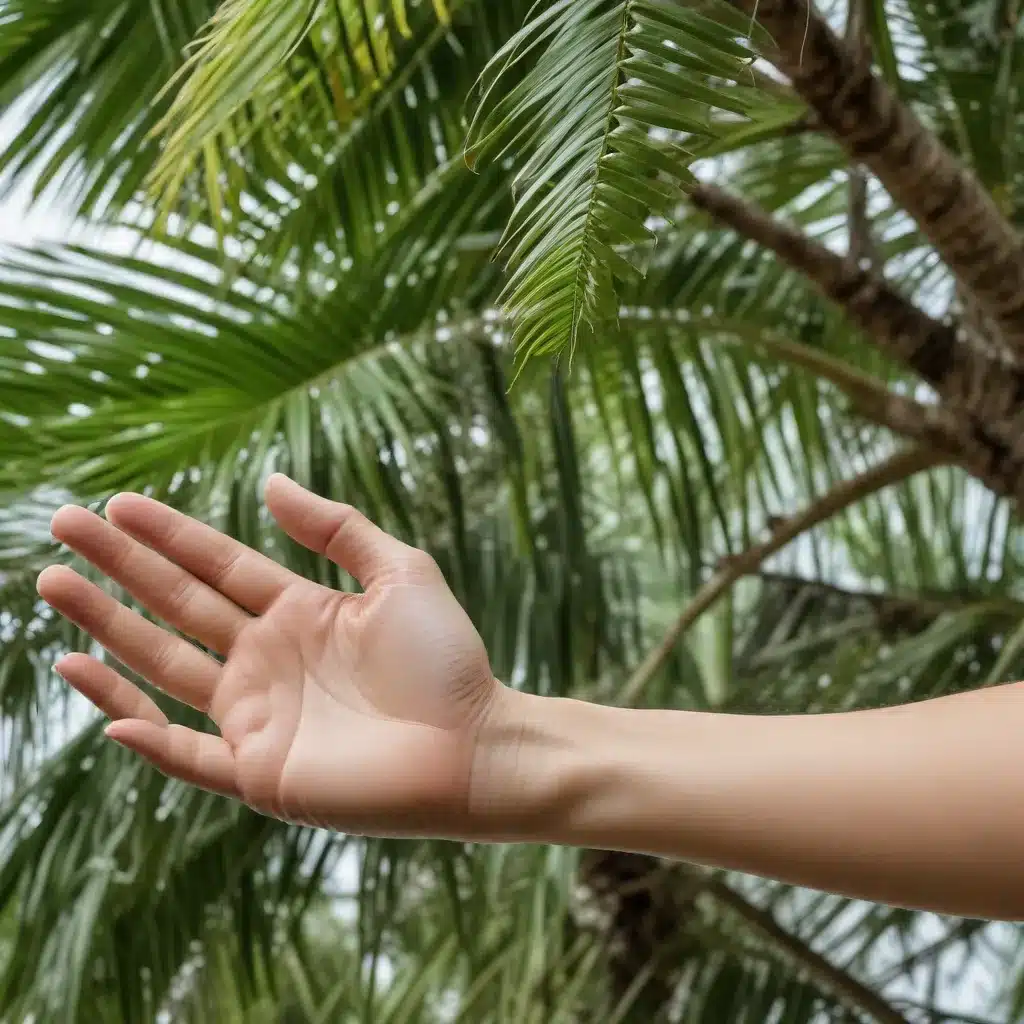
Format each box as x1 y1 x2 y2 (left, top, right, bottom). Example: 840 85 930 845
1 0 1023 1020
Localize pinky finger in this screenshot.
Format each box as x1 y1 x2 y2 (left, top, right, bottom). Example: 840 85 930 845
56 653 169 727
105 720 240 799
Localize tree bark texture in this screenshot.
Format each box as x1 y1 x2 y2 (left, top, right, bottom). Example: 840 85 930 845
724 0 1024 360
689 184 1024 495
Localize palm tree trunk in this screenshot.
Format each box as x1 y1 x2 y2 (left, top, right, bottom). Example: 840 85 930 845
689 184 996 395
687 184 1024 478
725 0 1024 360
579 850 700 1019
842 0 877 270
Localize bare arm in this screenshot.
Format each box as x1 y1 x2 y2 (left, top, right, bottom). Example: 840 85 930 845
481 684 1024 921
40 475 1023 923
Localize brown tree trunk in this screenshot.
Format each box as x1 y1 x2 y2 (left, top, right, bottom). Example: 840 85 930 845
688 183 1024 487
724 0 1024 360
578 850 699 1018
689 184 989 393
842 0 877 269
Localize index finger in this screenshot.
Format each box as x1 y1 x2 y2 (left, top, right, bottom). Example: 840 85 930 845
105 493 297 615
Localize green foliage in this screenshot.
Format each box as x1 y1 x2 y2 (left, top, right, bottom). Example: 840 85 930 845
466 0 774 363
0 0 1023 1020
0 0 218 220
147 0 454 228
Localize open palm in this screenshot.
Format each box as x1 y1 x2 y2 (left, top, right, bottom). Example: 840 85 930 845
38 475 501 837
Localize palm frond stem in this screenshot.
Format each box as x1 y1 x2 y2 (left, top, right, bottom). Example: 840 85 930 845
616 445 946 705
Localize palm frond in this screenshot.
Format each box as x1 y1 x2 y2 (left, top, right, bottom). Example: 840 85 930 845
466 0 773 364
225 1 530 279
0 0 217 220
146 0 455 231
0 232 460 505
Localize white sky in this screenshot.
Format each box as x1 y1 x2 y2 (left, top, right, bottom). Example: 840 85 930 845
0 185 60 243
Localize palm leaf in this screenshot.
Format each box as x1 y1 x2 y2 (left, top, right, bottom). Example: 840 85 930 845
146 0 455 230
465 0 774 364
0 0 217 220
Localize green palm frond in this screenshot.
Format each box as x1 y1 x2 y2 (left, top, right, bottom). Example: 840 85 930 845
0 224 874 582
0 0 520 252
0 232 463 505
227 1 530 278
146 0 456 230
0 727 305 1023
0 0 218 220
466 0 775 364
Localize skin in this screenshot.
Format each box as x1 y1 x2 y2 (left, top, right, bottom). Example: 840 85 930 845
38 475 1024 922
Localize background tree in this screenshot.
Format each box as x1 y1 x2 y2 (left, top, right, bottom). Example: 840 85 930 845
1 0 1023 1020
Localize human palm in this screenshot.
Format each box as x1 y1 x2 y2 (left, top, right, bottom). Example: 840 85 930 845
38 475 500 837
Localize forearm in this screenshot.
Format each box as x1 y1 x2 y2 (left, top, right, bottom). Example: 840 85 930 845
483 683 1024 920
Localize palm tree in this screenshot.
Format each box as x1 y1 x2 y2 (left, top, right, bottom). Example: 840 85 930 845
0 0 1023 1020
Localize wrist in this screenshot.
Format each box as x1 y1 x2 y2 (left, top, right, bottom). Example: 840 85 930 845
469 686 730 855
468 685 654 846
466 686 574 842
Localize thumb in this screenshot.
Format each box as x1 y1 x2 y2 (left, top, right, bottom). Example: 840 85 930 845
264 475 416 587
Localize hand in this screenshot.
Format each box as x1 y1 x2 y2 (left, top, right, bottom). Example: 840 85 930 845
38 475 506 837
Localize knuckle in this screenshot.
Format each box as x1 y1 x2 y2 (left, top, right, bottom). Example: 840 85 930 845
323 505 362 556
148 637 178 678
207 547 244 591
404 549 440 579
164 572 198 613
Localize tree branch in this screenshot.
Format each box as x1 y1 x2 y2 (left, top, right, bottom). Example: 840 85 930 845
637 311 982 473
843 0 877 270
709 320 970 445
705 878 910 1024
689 184 1016 425
615 445 944 705
722 0 1024 365
751 570 1024 621
688 184 1024 498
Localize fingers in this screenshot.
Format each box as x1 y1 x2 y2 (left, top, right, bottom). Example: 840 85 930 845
50 505 249 655
265 474 431 588
104 492 295 615
55 653 169 727
37 565 220 714
105 720 239 798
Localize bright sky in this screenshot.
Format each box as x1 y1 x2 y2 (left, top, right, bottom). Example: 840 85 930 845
0 187 56 243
